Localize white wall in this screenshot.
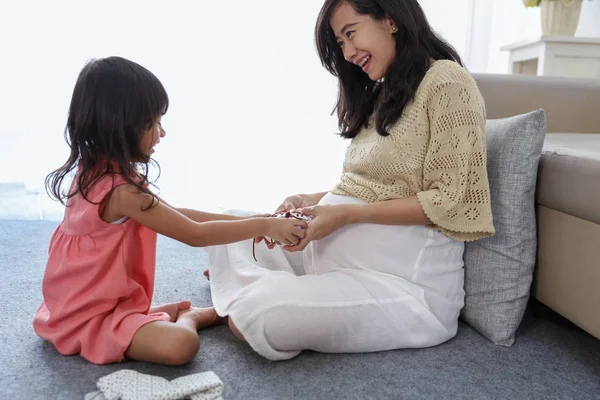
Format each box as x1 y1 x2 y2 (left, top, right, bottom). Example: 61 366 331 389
0 0 473 219
419 0 471 58
1 0 345 214
7 0 595 215
577 0 600 37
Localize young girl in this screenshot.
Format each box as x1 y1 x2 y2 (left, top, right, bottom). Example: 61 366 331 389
32 56 307 366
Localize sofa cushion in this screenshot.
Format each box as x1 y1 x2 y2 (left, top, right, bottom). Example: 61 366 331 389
538 134 600 224
461 109 547 346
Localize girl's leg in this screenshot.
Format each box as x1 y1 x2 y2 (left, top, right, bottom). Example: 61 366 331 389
125 307 225 365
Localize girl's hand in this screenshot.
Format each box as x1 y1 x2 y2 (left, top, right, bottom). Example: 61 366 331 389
285 204 353 252
256 192 326 248
265 217 308 246
253 213 283 248
254 235 278 249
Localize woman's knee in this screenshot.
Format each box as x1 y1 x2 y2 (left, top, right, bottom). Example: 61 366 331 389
228 317 246 342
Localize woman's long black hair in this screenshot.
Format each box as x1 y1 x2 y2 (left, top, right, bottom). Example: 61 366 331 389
315 0 463 138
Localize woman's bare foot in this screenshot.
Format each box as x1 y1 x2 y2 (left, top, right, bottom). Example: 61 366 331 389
150 300 192 322
203 270 210 280
176 306 227 330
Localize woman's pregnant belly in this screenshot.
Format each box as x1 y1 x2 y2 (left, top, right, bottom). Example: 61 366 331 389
303 193 464 294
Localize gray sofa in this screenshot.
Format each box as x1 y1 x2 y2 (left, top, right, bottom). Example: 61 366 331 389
1 74 599 400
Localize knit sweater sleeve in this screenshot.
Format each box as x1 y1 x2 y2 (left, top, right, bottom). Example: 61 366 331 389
416 73 495 242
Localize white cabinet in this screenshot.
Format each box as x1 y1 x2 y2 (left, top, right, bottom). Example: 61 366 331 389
501 36 600 79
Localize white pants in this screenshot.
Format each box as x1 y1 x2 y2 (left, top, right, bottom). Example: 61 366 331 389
206 193 465 360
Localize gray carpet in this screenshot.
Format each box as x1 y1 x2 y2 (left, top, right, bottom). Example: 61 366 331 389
1 220 599 400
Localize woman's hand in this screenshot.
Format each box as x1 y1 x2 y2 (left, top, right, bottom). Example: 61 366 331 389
275 192 325 213
255 192 328 249
284 204 354 252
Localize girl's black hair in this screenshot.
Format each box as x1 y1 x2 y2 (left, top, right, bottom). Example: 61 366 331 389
315 0 463 138
46 56 169 206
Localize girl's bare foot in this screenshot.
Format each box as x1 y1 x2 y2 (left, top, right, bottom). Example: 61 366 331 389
203 270 210 280
176 306 227 330
150 300 192 322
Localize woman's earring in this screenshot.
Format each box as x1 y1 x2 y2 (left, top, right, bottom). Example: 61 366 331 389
391 26 397 33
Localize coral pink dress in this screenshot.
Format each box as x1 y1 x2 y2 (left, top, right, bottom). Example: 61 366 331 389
33 172 169 364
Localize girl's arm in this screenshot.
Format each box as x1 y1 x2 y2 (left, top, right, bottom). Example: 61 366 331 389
110 185 306 247
176 208 244 222
154 195 252 223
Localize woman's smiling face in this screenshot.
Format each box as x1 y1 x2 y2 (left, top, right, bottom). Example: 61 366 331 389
330 1 398 81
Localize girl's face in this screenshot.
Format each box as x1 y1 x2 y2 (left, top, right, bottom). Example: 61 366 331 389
141 116 166 156
330 2 397 81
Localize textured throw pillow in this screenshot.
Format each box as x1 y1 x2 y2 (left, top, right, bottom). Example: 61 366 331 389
461 109 547 346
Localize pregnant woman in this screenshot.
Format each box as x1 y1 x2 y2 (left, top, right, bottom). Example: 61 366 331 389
205 0 494 360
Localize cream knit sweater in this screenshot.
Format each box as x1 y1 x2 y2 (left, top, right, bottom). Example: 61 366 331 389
331 60 495 241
